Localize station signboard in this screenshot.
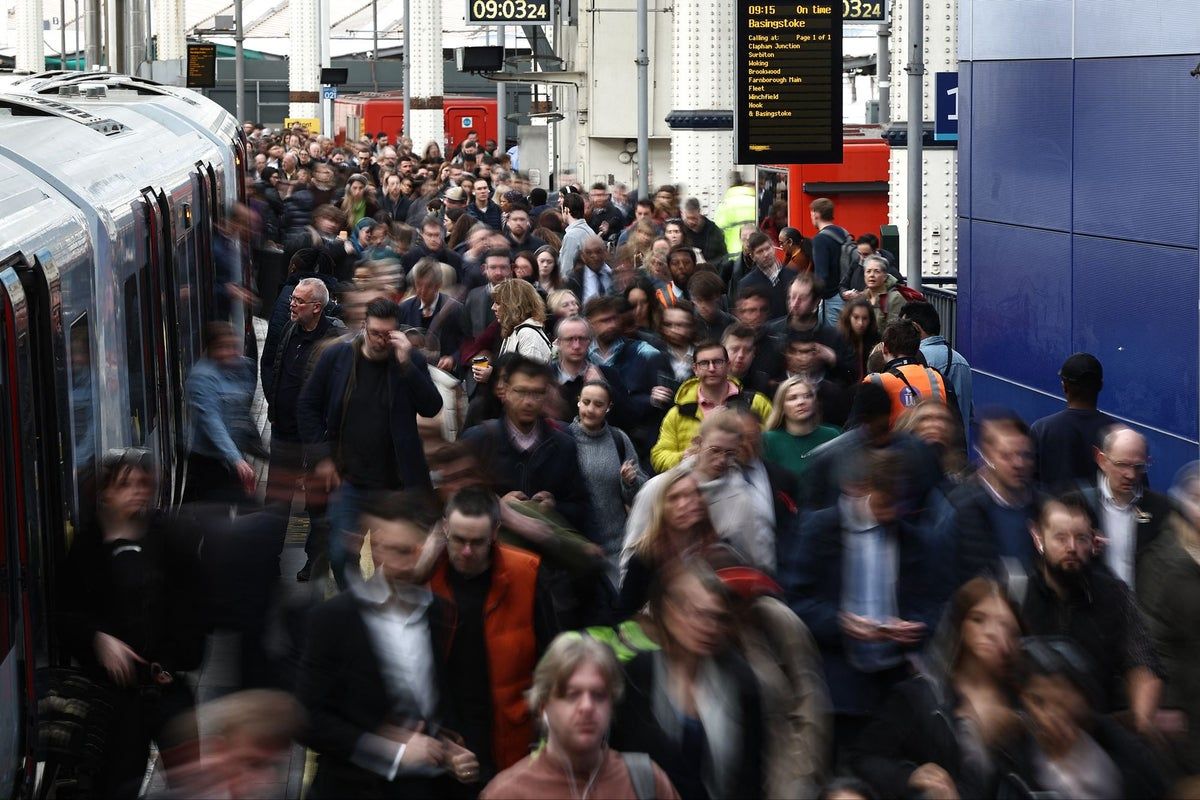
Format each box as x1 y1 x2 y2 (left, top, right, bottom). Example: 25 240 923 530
736 2 844 164
186 43 217 89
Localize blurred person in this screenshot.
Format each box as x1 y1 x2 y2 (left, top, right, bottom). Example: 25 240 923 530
402 213 465 282
759 198 790 244
818 777 878 800
688 271 734 342
480 634 680 800
899 301 972 426
782 334 853 428
297 492 481 798
504 205 546 256
461 248 513 344
728 404 801 572
567 234 617 305
380 173 411 221
283 202 356 284
397 257 465 371
427 487 559 783
763 376 842 480
651 341 772 473
850 578 1023 799
657 301 698 384
297 297 443 587
894 399 969 483
611 559 766 800
661 244 700 305
1003 637 1166 799
766 273 857 386
1029 352 1115 492
1019 494 1164 734
624 278 662 343
681 197 727 263
809 197 852 326
550 316 626 426
951 411 1039 584
653 184 680 219
558 191 591 274
59 449 205 798
570 380 646 570
587 181 626 242
546 287 580 320
261 275 345 581
718 224 761 303
1080 425 1170 589
733 286 785 390
781 450 948 751
161 690 305 799
721 322 772 397
738 230 795 319
183 322 258 504
494 278 553 363
534 245 563 293
837 297 881 383
862 320 950 427
339 173 378 227
1138 461 1200 772
460 356 592 536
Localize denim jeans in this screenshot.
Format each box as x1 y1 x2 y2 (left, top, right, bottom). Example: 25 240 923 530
822 293 845 327
328 481 369 589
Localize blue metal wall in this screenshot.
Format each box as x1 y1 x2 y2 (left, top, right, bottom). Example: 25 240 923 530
958 2 1200 486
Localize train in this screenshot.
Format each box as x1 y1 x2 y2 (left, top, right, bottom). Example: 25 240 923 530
0 70 244 798
331 91 500 154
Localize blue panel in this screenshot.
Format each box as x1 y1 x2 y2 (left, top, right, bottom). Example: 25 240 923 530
970 61 1073 231
958 62 971 220
956 216 973 361
1076 0 1200 59
973 374 1200 491
1072 235 1199 439
969 221 1072 396
970 0 1073 61
1073 57 1200 249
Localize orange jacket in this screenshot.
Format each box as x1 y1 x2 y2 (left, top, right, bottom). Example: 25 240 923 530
864 361 948 425
429 543 541 770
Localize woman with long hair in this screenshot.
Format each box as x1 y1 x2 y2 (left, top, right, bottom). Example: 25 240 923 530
513 250 537 284
625 277 662 339
338 173 378 228
447 213 480 251
611 559 766 800
837 297 881 381
421 140 443 163
762 377 842 479
534 245 564 293
850 578 1023 799
493 279 552 363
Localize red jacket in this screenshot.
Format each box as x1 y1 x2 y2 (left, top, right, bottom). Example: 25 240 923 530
429 543 541 770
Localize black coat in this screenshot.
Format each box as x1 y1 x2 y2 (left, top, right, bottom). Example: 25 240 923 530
1079 486 1172 567
610 649 765 800
459 418 591 537
949 477 1042 586
298 589 458 800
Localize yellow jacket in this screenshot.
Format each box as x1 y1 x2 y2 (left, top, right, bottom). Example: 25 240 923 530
650 376 773 473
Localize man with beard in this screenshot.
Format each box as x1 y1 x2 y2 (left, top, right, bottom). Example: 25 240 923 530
1019 493 1163 735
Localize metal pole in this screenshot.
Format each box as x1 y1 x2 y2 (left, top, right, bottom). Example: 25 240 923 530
905 0 923 290
75 0 81 68
496 26 506 155
877 23 890 124
402 0 411 139
61 0 68 69
371 0 379 92
635 0 649 198
234 0 246 123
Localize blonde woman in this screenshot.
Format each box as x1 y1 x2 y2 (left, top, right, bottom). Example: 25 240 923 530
762 377 841 479
493 279 553 363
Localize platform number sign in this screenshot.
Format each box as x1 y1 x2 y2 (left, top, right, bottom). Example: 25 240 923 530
842 0 886 22
934 72 958 142
466 0 552 25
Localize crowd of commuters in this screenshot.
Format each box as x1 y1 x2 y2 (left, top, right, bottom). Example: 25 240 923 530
56 121 1200 800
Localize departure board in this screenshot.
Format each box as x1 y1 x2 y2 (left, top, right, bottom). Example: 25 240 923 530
186 44 217 89
736 2 843 164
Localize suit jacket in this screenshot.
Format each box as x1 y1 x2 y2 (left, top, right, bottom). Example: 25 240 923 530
1080 485 1172 567
397 293 465 364
297 589 456 799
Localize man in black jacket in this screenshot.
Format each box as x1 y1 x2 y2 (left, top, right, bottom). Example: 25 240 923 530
297 492 479 799
402 214 465 283
458 357 591 537
261 274 345 581
297 297 443 587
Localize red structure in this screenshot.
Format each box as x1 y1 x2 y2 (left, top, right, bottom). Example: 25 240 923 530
332 92 499 153
759 125 891 240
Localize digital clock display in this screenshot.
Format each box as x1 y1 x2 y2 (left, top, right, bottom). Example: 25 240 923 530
842 0 886 22
465 0 553 25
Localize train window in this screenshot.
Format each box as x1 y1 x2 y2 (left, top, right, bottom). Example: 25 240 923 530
122 275 148 445
68 315 95 476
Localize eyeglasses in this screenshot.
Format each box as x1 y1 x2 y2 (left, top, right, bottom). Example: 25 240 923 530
559 336 591 344
289 296 318 306
1101 453 1149 473
694 358 727 370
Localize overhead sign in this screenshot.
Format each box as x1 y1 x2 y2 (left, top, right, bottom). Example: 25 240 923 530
321 86 338 100
185 43 217 89
737 2 843 164
934 71 959 142
841 0 886 22
465 0 552 25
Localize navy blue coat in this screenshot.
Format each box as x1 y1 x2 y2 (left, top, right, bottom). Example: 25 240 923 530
296 335 443 491
779 504 949 716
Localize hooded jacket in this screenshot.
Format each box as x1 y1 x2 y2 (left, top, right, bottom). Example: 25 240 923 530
650 376 772 473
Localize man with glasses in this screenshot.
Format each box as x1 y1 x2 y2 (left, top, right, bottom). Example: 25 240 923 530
427 487 558 786
1020 493 1164 736
650 340 771 473
549 316 627 424
262 276 345 581
298 297 443 587
1079 426 1170 589
460 357 591 537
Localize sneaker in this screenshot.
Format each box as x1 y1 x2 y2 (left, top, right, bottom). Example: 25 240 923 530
296 561 312 582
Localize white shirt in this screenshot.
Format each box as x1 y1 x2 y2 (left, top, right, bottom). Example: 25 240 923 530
353 571 439 720
1099 474 1140 588
581 264 613 304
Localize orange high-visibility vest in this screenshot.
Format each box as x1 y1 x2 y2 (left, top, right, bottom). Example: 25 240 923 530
866 363 948 426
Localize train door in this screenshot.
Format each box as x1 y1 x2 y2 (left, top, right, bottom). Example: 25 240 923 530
0 264 49 799
140 192 182 504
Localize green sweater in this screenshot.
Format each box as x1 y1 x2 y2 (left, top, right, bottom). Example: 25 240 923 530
763 425 841 478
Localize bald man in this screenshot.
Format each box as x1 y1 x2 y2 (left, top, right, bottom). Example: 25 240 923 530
1081 425 1173 589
